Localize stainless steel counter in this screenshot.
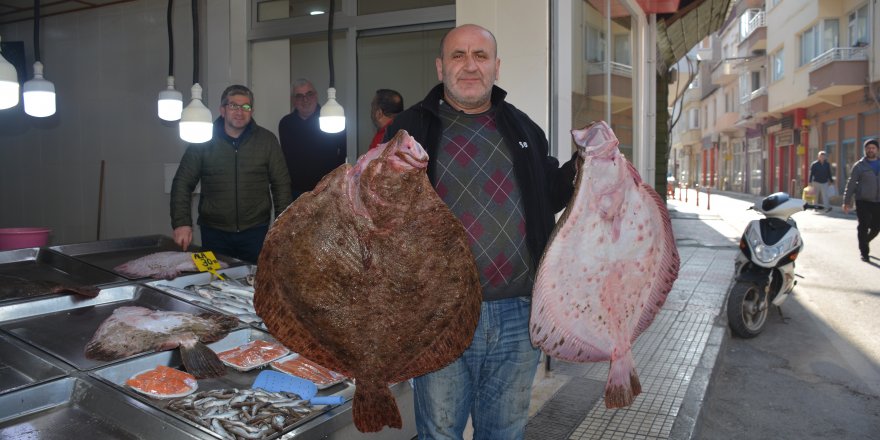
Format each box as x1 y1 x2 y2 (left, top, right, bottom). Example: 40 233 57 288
0 238 418 439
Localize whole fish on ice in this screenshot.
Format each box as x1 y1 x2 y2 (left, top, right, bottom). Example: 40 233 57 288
114 251 228 280
84 306 239 378
255 130 481 433
0 274 98 300
530 121 679 408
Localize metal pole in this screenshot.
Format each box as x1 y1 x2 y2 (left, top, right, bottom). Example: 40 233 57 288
707 186 711 210
696 186 700 207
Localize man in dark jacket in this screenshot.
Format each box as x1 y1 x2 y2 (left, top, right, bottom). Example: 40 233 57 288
384 24 577 439
843 138 880 262
809 150 834 206
171 85 292 263
278 79 347 200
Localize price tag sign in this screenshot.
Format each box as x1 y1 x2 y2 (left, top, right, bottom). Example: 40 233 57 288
191 251 227 279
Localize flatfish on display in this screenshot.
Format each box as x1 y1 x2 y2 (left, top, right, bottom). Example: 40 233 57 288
530 121 679 408
85 306 239 378
113 251 228 280
0 274 98 300
255 130 481 433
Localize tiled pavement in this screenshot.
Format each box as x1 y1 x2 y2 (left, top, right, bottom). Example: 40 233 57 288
524 198 740 440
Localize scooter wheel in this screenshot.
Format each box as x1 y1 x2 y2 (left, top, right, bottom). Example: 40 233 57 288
727 281 768 338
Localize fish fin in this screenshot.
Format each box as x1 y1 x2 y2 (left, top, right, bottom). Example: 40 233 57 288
179 340 226 379
632 181 680 339
352 380 402 432
604 350 641 408
51 285 100 297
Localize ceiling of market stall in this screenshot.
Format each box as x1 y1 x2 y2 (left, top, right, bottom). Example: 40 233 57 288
1 0 733 73
0 0 139 25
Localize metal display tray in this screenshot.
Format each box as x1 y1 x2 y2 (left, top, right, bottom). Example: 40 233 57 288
0 375 205 439
0 332 69 395
0 284 240 371
91 327 354 439
147 265 266 330
49 234 245 280
0 247 126 303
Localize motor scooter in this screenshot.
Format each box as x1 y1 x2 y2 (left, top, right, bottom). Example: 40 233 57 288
727 192 828 338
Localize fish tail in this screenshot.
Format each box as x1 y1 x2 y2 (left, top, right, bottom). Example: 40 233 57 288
352 380 402 432
604 350 641 408
179 341 227 379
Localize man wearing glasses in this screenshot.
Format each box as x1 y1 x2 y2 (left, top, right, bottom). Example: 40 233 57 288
171 85 292 263
278 78 347 200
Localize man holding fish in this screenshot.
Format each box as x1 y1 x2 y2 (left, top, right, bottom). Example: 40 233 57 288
385 24 578 439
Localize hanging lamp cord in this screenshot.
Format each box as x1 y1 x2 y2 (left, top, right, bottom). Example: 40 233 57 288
33 0 40 62
327 0 334 88
167 0 174 76
191 0 199 85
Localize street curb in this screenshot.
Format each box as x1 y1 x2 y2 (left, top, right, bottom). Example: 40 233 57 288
680 277 736 440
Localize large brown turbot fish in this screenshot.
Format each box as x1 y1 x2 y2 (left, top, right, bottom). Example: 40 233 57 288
85 306 238 378
255 130 481 433
530 121 680 408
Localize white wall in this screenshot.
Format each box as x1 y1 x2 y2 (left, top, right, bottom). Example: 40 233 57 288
0 0 249 246
457 0 550 134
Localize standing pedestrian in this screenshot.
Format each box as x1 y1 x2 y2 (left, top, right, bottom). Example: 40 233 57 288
170 85 292 263
368 89 403 150
385 24 578 439
809 151 834 206
842 139 880 262
278 79 347 200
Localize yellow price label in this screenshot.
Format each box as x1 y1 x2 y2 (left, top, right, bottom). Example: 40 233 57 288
191 251 225 279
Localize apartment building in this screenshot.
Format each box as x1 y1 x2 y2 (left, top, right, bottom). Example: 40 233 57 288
671 0 880 201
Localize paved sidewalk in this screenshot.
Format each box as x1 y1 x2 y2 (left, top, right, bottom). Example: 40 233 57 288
524 197 741 440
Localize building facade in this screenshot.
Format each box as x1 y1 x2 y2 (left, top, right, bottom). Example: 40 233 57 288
670 0 880 202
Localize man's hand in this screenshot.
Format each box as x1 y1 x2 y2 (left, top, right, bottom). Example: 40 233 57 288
842 204 849 215
173 226 193 250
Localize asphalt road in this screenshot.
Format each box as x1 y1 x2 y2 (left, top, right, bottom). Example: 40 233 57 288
690 192 880 440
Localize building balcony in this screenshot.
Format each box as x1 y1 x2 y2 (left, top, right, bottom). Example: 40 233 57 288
680 128 702 145
586 61 633 112
736 87 768 128
808 47 868 105
716 111 740 133
738 11 766 53
711 60 739 85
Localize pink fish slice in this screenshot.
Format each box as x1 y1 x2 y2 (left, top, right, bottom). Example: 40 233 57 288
530 121 679 408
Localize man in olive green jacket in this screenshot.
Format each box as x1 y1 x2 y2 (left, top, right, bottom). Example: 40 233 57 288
171 85 292 263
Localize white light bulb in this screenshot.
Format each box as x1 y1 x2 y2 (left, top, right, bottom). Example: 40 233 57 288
319 87 345 133
179 83 213 143
158 76 183 121
22 61 55 117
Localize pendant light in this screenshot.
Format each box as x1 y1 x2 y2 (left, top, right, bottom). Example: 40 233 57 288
179 0 212 143
0 36 20 110
319 0 344 133
22 0 55 117
157 0 182 121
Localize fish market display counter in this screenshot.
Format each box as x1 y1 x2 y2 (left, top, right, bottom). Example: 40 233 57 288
0 239 417 440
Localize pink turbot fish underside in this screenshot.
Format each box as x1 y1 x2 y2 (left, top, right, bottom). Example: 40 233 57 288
114 251 229 280
530 121 680 408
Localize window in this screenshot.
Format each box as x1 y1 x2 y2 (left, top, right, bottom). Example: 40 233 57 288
800 19 838 65
585 25 606 62
849 4 869 46
688 108 699 129
613 34 631 65
703 105 708 129
739 9 761 39
771 48 784 82
751 71 761 92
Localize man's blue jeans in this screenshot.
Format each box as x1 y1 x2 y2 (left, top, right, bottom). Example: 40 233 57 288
413 296 540 440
